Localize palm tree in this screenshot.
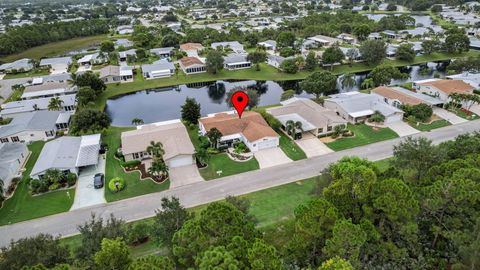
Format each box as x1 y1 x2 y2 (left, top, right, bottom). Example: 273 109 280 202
146 141 165 158
48 97 64 111
341 73 357 89
148 159 169 178
285 120 303 140
361 78 375 90
195 148 210 166
131 118 144 126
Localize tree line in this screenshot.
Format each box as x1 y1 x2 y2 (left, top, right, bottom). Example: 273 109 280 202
0 19 110 56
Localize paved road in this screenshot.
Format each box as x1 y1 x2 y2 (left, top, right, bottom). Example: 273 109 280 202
0 120 479 247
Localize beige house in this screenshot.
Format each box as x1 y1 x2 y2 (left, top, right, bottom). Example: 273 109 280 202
179 57 207 75
268 98 347 139
98 65 134 84
371 86 444 108
414 79 475 103
121 121 195 169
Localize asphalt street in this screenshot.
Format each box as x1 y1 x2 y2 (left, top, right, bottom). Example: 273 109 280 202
0 119 478 247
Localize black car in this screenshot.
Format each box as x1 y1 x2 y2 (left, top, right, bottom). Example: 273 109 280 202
93 173 104 189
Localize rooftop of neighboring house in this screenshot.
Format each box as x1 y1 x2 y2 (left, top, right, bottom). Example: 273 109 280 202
199 111 279 142
121 121 195 160
179 56 204 67
180 42 204 51
417 79 475 94
0 58 33 70
371 86 443 106
99 65 133 78
22 81 73 98
0 111 64 138
223 53 250 64
326 92 403 118
149 47 174 55
141 59 175 73
0 94 76 116
268 98 347 131
39 57 72 66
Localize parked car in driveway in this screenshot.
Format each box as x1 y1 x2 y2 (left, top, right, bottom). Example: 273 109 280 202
93 173 104 189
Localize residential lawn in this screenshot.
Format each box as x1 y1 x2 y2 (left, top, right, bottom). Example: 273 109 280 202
3 69 50 79
103 127 170 202
450 109 479 120
279 133 307 161
408 119 450 132
92 50 480 111
0 141 76 226
326 123 399 151
5 87 24 102
185 123 260 180
199 153 260 180
0 35 109 62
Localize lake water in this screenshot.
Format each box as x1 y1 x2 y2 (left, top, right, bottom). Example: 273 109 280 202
365 14 434 27
106 62 448 126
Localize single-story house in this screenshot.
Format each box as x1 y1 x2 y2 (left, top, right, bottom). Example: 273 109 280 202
114 38 134 49
382 30 399 39
180 43 204 57
336 33 357 44
117 25 134 35
223 54 252 70
0 143 28 195
121 121 195 169
307 35 342 47
339 47 362 60
0 110 70 144
257 40 277 51
77 53 108 66
211 41 246 53
324 92 404 124
198 111 279 152
447 72 480 89
0 94 76 117
39 57 72 74
99 65 134 84
141 60 175 79
268 98 348 139
30 134 101 179
267 55 286 69
118 49 137 62
179 57 207 75
0 58 34 73
368 32 382 40
371 86 444 108
149 47 174 59
21 82 78 100
413 79 475 103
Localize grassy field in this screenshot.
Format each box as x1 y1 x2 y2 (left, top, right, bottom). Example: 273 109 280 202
103 127 170 202
408 119 450 132
3 69 50 79
0 35 109 62
92 51 480 111
279 133 307 161
326 123 399 151
0 142 76 226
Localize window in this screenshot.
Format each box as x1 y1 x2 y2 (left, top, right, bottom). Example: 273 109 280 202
318 128 323 133
11 136 19 142
0 138 8 143
327 126 333 132
45 130 54 137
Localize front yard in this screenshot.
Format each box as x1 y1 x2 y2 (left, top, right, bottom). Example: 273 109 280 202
186 124 260 180
103 127 170 202
408 119 450 132
279 133 307 161
325 123 399 151
0 141 76 225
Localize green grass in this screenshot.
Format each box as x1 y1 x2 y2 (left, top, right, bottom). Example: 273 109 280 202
279 133 307 161
408 119 450 131
0 141 76 225
0 35 109 62
103 127 170 202
3 69 50 79
326 123 399 151
450 109 479 120
4 87 24 102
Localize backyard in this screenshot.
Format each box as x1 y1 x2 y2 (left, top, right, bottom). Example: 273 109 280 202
325 123 399 151
0 141 76 225
103 127 170 202
185 124 260 180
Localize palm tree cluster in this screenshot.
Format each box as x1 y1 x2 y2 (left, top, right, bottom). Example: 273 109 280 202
285 120 303 140
146 141 168 179
47 97 64 111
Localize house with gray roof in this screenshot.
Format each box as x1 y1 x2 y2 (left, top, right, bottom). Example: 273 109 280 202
30 134 101 179
324 92 404 124
77 53 108 66
22 82 78 100
114 38 134 49
223 54 251 70
0 110 70 144
39 57 72 74
0 94 76 117
118 49 137 62
149 47 174 59
0 143 28 196
141 59 175 79
258 40 277 51
267 55 286 69
211 41 246 54
0 58 34 73
99 65 133 84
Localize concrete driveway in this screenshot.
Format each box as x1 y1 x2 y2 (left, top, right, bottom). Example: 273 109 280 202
296 134 333 157
254 148 292 169
386 121 419 137
169 165 204 189
433 108 467 125
70 156 106 210
470 105 480 116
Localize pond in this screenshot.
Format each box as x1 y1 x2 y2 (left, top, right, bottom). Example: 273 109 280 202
106 62 449 126
365 14 434 27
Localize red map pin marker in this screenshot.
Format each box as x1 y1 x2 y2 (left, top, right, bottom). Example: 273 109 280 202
231 91 249 119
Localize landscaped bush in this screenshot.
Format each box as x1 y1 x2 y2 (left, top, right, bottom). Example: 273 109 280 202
66 173 77 187
126 222 150 245
402 104 433 122
48 183 61 191
253 108 282 131
198 136 211 149
108 177 125 193
122 160 141 169
234 142 248 154
114 148 124 159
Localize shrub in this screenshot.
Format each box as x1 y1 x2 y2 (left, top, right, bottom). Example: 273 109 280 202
66 173 77 187
126 223 150 245
234 142 247 154
114 148 124 159
198 136 211 149
30 179 41 193
48 183 61 191
253 108 282 131
122 160 141 169
108 177 125 193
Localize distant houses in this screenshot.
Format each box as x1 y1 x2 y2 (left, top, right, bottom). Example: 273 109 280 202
0 58 34 73
211 41 246 53
149 47 174 59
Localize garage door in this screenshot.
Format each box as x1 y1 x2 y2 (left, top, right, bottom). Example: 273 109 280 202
257 139 277 150
384 114 403 124
168 155 193 168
